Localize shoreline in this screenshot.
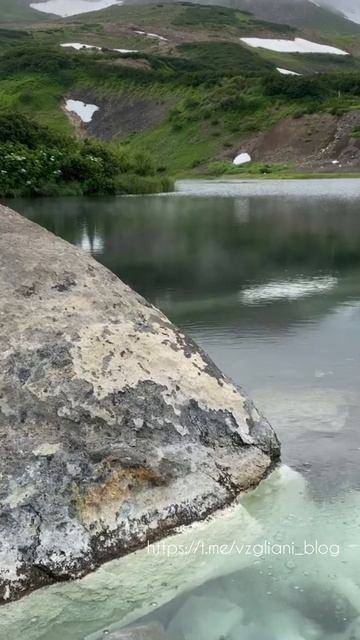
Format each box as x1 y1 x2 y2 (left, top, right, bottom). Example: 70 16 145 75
176 171 360 181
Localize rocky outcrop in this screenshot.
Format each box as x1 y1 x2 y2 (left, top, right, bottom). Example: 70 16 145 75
226 111 360 172
0 205 280 604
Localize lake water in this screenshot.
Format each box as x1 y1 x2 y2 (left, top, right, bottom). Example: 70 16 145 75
4 179 360 640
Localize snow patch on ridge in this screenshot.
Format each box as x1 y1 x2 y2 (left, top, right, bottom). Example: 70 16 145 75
135 30 168 41
61 43 101 51
241 37 348 55
113 49 139 53
277 67 301 76
61 43 139 54
30 0 122 17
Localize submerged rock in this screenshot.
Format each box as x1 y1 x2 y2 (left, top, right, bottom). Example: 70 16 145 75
99 622 167 639
336 617 360 640
167 595 244 640
0 205 280 604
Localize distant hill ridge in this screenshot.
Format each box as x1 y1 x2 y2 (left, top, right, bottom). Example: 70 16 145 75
1 0 360 34
314 0 360 25
197 0 360 33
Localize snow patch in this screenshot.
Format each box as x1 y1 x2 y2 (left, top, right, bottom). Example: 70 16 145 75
276 67 301 76
30 0 122 17
61 43 139 54
240 37 348 55
61 43 101 51
65 99 99 124
135 30 168 41
113 49 139 54
233 153 251 166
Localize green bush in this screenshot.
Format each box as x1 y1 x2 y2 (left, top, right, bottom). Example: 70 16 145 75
132 151 156 177
263 71 360 103
0 44 75 77
0 114 167 197
177 42 274 78
173 5 239 28
0 113 65 148
0 142 115 196
114 173 174 194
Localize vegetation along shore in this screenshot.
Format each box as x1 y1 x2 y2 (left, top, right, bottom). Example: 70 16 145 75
2 2 360 195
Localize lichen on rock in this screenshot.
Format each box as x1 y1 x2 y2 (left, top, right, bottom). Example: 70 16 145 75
0 204 280 604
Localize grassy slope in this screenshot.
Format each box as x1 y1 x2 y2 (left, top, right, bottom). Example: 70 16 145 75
2 3 360 176
32 3 295 48
32 3 360 73
0 0 50 23
207 0 360 34
3 0 359 34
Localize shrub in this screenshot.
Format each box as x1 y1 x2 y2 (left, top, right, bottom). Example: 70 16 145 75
0 114 163 197
0 112 65 148
0 44 75 77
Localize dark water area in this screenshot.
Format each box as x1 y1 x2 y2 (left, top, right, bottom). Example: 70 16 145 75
4 179 360 640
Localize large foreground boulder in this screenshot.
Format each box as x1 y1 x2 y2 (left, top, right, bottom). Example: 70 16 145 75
0 205 280 604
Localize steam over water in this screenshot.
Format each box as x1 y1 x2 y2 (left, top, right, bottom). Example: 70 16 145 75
5 179 360 640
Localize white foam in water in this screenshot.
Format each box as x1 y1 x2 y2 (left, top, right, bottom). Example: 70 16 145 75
241 276 337 303
30 0 122 17
65 99 99 123
277 67 302 75
233 153 252 166
240 37 348 55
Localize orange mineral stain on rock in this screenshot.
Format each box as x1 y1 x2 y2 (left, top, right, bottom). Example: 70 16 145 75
77 466 165 524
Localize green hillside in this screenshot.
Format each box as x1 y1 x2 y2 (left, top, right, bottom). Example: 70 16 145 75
1 1 360 192
3 0 359 34
0 0 50 23
219 0 360 34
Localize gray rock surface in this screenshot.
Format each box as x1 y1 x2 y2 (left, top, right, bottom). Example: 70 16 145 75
0 205 280 604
